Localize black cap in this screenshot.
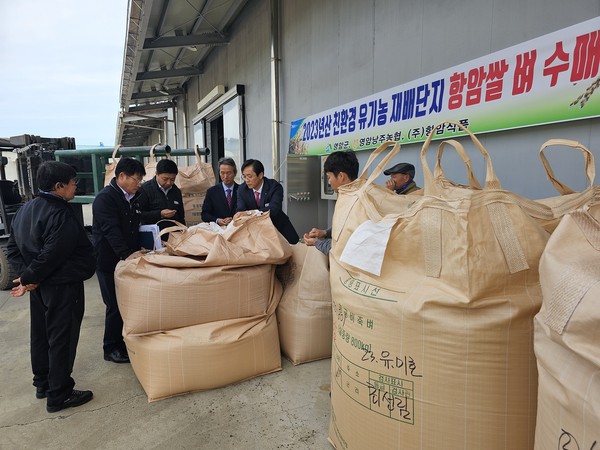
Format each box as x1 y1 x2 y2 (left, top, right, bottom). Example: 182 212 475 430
383 162 415 177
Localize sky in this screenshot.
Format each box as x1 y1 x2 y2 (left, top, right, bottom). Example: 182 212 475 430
0 0 128 147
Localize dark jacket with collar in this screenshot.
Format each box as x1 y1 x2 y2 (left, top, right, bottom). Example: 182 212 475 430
137 177 186 230
92 178 142 272
201 182 239 223
7 192 96 285
236 177 299 244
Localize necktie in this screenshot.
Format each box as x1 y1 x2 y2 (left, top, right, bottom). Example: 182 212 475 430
254 190 260 207
226 188 232 207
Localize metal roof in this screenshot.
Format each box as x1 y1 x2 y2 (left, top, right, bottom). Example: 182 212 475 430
117 0 249 148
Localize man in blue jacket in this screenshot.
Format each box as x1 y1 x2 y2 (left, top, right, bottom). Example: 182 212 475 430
236 159 299 244
92 157 145 364
7 161 96 413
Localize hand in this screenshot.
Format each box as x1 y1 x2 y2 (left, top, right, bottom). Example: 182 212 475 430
218 217 232 226
11 284 28 297
161 209 177 218
10 278 38 297
303 233 318 246
306 228 327 239
385 179 396 191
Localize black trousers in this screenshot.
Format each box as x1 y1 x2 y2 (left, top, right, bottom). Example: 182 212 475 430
30 282 85 406
96 270 125 353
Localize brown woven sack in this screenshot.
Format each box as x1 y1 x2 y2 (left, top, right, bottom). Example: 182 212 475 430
175 146 215 194
534 202 600 450
174 146 215 225
161 212 292 266
327 123 578 450
276 244 332 365
181 192 206 225
116 257 278 335
125 312 282 402
124 273 282 402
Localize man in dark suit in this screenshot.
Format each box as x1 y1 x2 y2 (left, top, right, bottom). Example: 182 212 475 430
201 157 239 226
236 159 299 244
92 158 145 364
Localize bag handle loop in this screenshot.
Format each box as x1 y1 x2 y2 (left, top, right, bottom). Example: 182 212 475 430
421 120 501 195
364 142 402 187
193 146 202 163
110 144 122 161
539 139 595 195
356 141 401 183
148 143 159 162
434 139 483 189
158 219 187 240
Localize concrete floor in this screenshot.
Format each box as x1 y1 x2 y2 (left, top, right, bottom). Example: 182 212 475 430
0 276 333 450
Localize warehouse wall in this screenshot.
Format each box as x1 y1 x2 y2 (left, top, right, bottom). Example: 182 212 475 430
184 0 273 172
184 0 600 202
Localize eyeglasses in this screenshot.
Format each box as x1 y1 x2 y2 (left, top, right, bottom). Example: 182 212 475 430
126 174 143 185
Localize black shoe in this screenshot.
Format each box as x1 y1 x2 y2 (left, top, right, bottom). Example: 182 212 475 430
47 389 93 413
36 387 47 399
104 348 130 364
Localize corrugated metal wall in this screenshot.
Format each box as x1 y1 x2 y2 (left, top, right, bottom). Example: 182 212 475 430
185 0 272 170
185 0 600 200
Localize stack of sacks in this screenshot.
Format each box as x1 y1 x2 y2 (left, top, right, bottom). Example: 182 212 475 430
534 202 600 449
115 212 292 402
327 126 599 450
174 151 215 225
276 244 332 365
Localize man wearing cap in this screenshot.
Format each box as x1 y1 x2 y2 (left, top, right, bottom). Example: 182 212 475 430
384 162 420 195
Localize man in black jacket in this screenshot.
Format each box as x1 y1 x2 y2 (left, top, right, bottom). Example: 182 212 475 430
92 158 145 364
201 157 239 226
236 159 299 244
137 158 185 231
7 161 96 413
